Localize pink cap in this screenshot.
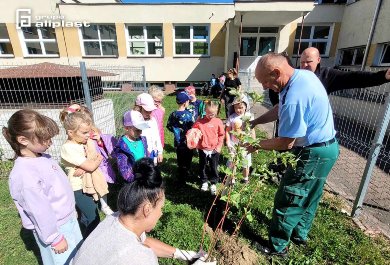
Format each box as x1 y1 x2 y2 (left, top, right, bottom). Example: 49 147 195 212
135 93 157 112
123 110 150 130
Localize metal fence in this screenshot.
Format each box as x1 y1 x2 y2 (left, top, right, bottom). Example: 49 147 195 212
0 62 146 164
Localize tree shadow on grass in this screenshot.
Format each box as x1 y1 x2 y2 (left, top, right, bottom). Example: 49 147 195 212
20 228 43 265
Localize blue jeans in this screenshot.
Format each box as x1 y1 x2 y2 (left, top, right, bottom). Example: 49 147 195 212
33 215 83 265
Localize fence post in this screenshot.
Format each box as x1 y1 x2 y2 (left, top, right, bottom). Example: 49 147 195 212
142 66 147 91
351 87 390 217
79 61 93 111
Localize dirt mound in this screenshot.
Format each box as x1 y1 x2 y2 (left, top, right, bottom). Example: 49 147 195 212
215 231 259 265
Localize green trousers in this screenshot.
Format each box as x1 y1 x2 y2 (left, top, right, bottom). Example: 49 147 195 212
269 140 339 252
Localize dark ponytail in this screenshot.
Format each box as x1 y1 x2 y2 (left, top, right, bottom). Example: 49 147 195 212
117 158 164 215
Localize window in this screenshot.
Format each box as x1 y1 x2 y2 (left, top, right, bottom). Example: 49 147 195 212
18 26 59 57
80 24 118 57
240 27 278 57
293 25 332 56
174 25 209 56
126 25 163 56
0 24 13 57
338 46 365 66
378 43 390 66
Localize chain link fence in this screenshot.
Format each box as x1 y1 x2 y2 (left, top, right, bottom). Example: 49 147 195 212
0 62 146 166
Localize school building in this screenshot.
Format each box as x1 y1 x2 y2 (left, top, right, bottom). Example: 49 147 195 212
0 0 389 87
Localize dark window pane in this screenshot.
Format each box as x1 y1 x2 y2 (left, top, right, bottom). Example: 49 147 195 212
175 26 190 39
130 42 145 55
26 42 43 54
100 24 116 40
84 41 101 55
242 27 258 33
354 47 365 65
0 24 9 39
258 37 276 56
43 42 59 55
193 42 208 55
193 26 208 39
0 42 13 55
148 42 163 55
128 26 144 39
313 26 330 39
102 41 118 56
22 27 39 39
175 42 190 54
82 25 99 40
312 42 327 55
295 26 311 39
341 49 354 65
40 27 56 39
259 27 279 33
146 26 162 40
293 41 309 55
381 45 390 64
240 37 257 56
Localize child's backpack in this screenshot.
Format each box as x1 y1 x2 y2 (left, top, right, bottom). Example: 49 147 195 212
186 128 202 149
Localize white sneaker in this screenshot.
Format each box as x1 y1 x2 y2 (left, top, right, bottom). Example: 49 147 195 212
201 182 209 191
210 184 217 195
101 205 114 215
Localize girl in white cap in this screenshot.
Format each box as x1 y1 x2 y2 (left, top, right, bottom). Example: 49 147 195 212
134 93 164 165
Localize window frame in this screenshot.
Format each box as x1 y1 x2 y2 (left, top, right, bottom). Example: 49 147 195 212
79 24 118 58
337 46 366 66
293 24 334 57
240 27 279 57
173 24 210 57
125 24 164 57
18 26 59 58
0 24 14 58
378 43 390 67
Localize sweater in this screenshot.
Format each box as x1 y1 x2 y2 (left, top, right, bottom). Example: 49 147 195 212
193 117 225 151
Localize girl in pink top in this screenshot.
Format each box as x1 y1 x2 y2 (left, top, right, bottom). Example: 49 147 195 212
149 85 165 148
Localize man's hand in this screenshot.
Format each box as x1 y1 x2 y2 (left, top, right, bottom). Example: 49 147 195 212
385 68 390 80
246 144 258 154
249 119 257 129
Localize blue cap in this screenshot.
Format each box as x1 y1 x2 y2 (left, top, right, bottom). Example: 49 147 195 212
176 92 191 104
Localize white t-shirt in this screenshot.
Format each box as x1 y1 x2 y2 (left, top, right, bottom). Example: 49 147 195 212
226 112 254 145
73 214 158 265
142 117 163 155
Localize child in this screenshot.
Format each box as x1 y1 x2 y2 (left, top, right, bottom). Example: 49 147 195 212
148 85 166 148
60 108 109 237
185 85 205 120
167 92 195 179
67 104 117 211
114 110 149 183
4 109 82 265
226 95 255 184
134 93 163 164
193 101 225 195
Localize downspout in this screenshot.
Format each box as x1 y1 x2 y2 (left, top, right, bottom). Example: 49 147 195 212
224 19 231 72
361 0 382 71
295 12 306 67
236 13 244 72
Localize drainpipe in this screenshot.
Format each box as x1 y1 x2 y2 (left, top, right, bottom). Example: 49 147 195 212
224 19 231 72
361 0 382 71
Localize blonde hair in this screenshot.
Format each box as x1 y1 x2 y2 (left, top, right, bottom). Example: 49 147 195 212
2 109 59 157
59 106 92 132
148 85 165 100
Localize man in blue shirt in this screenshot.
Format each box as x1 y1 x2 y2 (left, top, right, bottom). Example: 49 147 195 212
249 53 340 257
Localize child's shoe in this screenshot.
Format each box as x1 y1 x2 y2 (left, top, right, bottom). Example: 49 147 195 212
210 184 217 195
101 205 114 215
201 182 209 191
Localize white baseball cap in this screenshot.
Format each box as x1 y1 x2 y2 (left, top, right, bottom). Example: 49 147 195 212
123 110 150 130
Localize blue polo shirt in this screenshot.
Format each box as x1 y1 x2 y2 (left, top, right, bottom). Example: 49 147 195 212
278 69 336 146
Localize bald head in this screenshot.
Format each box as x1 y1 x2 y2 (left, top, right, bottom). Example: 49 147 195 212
255 53 295 93
300 47 321 72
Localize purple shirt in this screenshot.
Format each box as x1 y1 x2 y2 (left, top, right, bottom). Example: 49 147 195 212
94 134 117 184
9 154 75 245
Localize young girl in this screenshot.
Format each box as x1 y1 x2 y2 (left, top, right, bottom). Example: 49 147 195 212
226 95 256 184
60 108 108 237
192 101 225 195
134 93 163 165
114 110 149 183
148 85 166 148
4 109 82 265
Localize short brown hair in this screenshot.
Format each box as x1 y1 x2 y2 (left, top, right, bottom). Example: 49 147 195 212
2 109 59 157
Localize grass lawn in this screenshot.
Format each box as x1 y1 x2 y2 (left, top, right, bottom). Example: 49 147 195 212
0 91 389 265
